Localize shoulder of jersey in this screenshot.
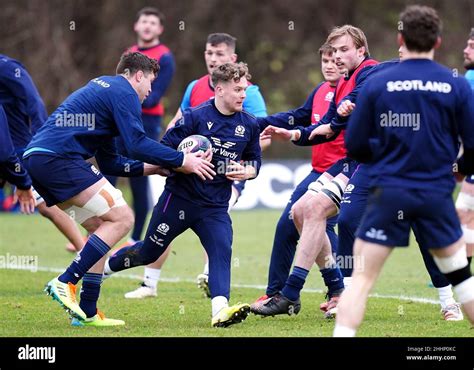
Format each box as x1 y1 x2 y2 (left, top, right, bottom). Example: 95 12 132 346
240 109 259 129
189 100 214 113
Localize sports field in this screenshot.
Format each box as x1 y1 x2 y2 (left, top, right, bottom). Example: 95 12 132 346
0 202 472 338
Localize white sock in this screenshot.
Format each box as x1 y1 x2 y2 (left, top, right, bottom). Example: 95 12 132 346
143 267 161 290
437 285 456 309
211 296 228 316
203 262 209 275
333 323 356 337
343 277 352 288
103 258 113 275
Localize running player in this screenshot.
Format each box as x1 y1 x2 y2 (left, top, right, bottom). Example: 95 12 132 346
24 52 214 326
253 25 377 317
334 5 474 336
250 43 346 316
124 33 267 299
104 62 261 327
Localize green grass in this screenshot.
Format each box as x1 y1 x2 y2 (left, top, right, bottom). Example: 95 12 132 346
0 210 472 337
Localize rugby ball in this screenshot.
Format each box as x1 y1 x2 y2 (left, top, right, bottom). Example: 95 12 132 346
177 135 212 154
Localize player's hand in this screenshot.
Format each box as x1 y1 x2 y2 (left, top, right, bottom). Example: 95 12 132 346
225 161 256 181
308 124 335 140
14 188 35 215
260 126 296 141
178 151 216 180
202 147 213 162
143 164 171 177
337 100 356 117
259 137 272 151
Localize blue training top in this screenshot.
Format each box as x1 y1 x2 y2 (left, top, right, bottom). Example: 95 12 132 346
25 75 185 176
162 100 262 207
346 59 474 191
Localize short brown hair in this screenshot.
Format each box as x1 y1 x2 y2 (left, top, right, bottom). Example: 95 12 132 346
211 62 251 86
116 52 159 76
319 43 335 56
399 5 442 52
207 33 237 52
326 25 370 57
469 28 474 39
136 7 165 25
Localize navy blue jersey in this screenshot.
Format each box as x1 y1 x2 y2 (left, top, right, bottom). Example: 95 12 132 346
0 54 48 149
0 104 31 189
162 100 262 207
25 75 184 174
346 59 474 191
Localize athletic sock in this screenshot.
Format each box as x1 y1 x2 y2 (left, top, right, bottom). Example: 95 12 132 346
437 285 456 309
211 296 228 317
281 266 309 301
320 263 345 297
79 273 102 318
144 267 161 290
59 234 110 285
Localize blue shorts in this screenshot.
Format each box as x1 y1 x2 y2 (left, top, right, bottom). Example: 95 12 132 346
23 154 103 207
326 157 359 178
357 187 462 249
466 175 474 184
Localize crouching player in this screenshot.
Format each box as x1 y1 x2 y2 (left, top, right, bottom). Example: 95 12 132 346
104 62 262 327
23 52 214 326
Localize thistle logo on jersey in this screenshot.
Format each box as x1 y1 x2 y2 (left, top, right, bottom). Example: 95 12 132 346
235 125 245 137
156 223 169 235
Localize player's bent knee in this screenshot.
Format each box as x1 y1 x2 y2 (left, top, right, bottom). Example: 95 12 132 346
65 182 127 225
433 247 474 304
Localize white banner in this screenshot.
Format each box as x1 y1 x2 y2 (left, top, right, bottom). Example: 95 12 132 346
149 160 312 210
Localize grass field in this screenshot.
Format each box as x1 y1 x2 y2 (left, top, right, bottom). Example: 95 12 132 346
0 207 472 337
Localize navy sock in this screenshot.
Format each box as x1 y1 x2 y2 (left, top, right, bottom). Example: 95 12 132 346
281 266 309 301
108 241 149 272
320 264 344 297
59 234 110 285
79 273 102 318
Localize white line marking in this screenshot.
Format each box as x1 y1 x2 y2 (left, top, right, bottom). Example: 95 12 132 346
6 265 439 305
